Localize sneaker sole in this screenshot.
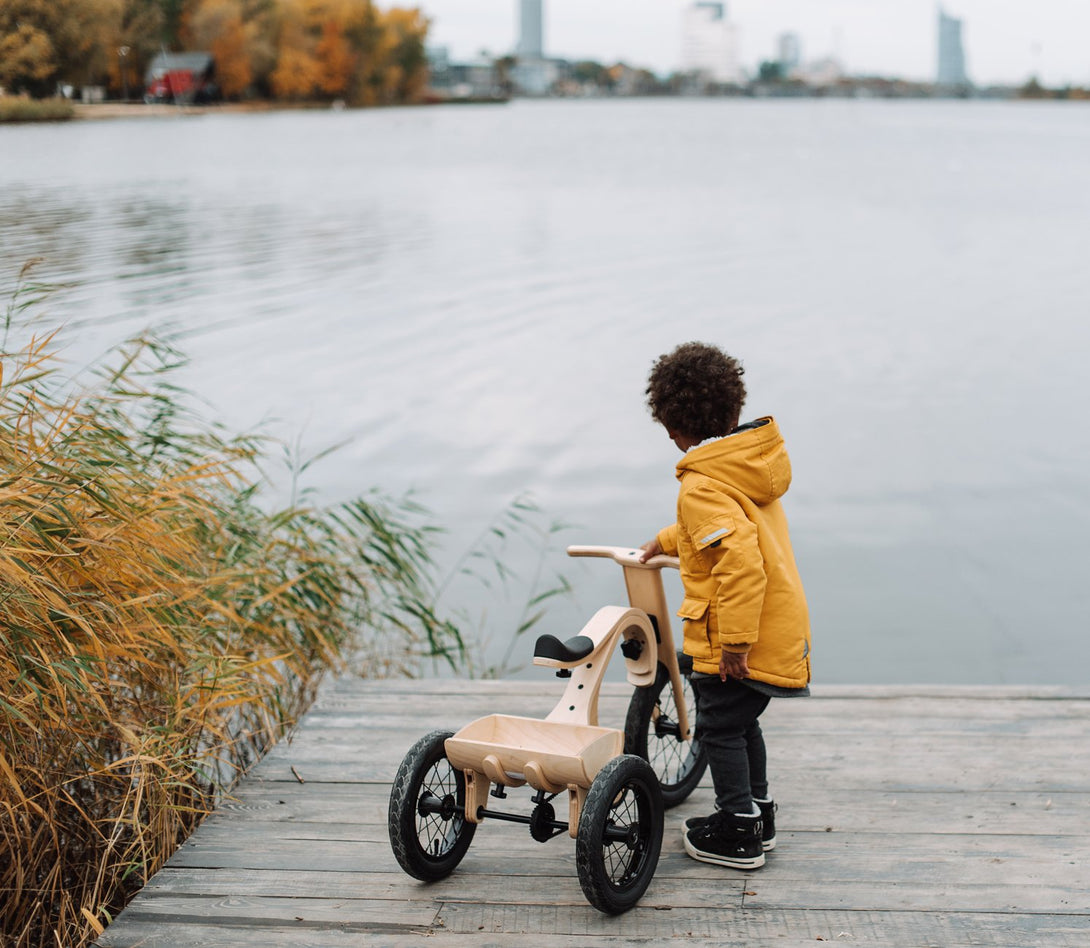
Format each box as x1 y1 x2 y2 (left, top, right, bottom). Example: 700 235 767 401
684 820 776 853
682 830 766 869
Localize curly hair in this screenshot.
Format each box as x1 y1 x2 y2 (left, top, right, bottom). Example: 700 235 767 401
645 342 747 441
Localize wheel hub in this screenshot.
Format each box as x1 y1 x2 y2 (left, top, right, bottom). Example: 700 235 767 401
602 818 643 847
418 791 458 821
653 713 682 740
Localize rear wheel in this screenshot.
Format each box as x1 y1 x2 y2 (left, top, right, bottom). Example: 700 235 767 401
624 653 707 807
576 754 663 914
388 730 476 881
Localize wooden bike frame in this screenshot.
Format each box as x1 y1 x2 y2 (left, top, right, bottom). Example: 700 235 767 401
565 545 691 744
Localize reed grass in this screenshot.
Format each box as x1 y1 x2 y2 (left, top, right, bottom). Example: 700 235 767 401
0 97 75 123
0 264 464 946
427 495 574 679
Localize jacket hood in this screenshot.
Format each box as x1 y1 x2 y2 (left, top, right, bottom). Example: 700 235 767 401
675 416 791 506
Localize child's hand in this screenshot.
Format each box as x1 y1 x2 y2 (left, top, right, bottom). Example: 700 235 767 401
719 649 750 681
638 538 662 563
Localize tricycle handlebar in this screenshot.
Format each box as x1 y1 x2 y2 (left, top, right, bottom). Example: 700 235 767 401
566 544 679 571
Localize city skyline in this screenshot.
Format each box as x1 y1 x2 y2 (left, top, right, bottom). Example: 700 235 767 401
420 0 1090 87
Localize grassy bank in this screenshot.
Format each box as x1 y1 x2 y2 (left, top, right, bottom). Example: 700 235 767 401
0 266 464 946
0 97 75 123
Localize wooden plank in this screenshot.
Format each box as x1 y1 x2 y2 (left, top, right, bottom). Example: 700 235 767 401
435 904 1090 946
248 754 1090 791
98 894 439 929
165 825 1090 886
135 866 1082 918
140 866 746 902
211 780 1090 838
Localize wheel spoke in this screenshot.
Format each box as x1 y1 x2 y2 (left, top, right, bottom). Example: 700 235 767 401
598 784 650 887
415 760 463 858
646 684 700 787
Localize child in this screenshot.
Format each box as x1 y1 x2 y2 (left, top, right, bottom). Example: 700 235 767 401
639 341 811 870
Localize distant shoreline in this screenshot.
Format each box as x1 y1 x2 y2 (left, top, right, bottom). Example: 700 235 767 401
68 98 513 121
51 93 1090 124
71 101 320 121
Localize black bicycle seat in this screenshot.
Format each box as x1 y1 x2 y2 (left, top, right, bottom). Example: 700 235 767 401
533 633 595 664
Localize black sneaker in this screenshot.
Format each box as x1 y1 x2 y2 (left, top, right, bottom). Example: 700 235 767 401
756 799 777 851
684 799 777 852
683 812 765 869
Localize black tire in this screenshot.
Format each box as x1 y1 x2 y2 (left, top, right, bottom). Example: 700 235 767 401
388 730 476 881
576 754 664 915
624 653 708 807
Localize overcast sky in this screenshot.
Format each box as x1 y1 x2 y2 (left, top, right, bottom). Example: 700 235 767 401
418 0 1090 86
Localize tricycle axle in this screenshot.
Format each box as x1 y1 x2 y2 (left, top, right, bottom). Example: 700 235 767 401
477 806 569 841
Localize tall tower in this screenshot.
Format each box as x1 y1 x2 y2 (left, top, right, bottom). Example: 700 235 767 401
777 32 801 74
517 0 544 60
681 2 742 85
936 7 968 87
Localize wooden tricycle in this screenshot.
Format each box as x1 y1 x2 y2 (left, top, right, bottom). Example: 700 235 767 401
387 545 708 914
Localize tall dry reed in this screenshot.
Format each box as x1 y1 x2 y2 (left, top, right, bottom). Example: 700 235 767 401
0 265 464 946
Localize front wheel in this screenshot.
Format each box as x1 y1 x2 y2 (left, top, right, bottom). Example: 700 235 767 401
624 653 708 807
576 754 664 914
388 730 476 881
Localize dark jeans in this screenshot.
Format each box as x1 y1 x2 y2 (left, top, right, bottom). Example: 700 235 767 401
691 675 771 815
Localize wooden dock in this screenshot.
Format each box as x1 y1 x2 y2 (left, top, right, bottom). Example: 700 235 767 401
97 679 1090 947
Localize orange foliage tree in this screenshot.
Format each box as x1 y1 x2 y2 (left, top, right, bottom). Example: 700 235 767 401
343 3 428 105
0 0 122 97
379 7 429 102
315 19 353 97
268 0 320 99
185 0 253 98
208 0 428 104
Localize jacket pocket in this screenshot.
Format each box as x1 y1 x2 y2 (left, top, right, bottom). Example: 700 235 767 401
677 597 713 664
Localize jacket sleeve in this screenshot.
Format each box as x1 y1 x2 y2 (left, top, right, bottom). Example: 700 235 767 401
679 484 766 652
656 523 679 556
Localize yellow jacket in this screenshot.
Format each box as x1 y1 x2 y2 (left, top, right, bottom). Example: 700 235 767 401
656 417 811 687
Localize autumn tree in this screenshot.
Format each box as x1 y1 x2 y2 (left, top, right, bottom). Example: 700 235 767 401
344 3 428 106
109 1 167 96
239 0 280 94
185 0 253 97
158 0 192 47
315 20 353 97
382 7 428 103
267 0 319 99
0 0 122 96
0 24 55 95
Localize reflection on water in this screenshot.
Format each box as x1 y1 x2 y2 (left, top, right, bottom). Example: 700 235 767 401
2 100 1089 684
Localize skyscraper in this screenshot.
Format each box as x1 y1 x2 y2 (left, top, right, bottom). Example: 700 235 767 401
778 32 801 74
937 7 969 87
514 0 554 95
517 0 544 60
681 2 742 85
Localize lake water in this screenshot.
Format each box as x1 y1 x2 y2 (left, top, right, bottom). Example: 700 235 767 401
2 98 1088 685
